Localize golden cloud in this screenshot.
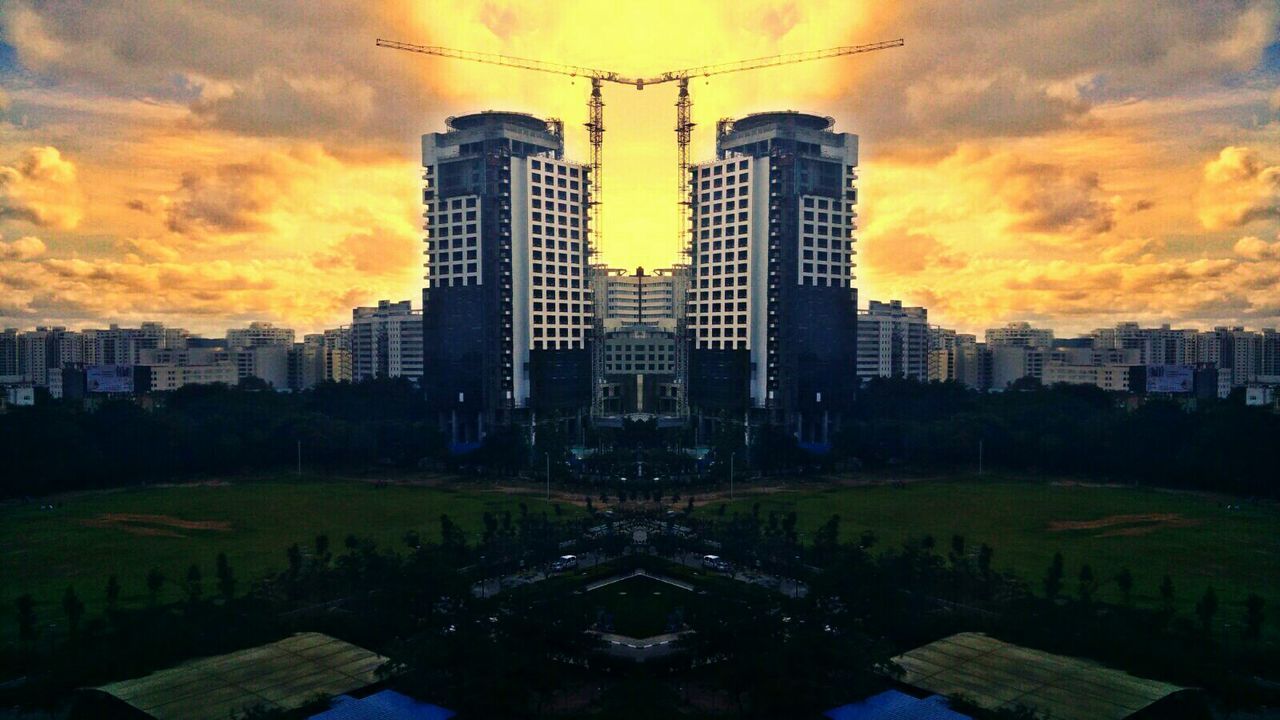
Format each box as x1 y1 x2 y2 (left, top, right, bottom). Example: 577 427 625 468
0 234 46 260
0 146 85 229
1196 146 1280 230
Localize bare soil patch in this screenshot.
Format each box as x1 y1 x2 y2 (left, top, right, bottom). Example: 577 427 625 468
1049 513 1201 537
78 513 233 538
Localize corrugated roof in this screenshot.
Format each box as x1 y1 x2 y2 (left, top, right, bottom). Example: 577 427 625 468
890 632 1186 720
824 690 972 719
92 632 388 720
308 690 455 720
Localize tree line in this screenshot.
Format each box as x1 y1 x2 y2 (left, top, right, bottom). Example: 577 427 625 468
831 377 1280 497
0 378 446 498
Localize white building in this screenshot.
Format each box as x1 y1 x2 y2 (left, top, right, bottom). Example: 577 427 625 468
138 346 289 389
857 300 929 381
148 363 239 391
1042 364 1133 392
226 322 295 349
596 266 686 331
985 322 1054 348
81 323 187 366
351 300 423 381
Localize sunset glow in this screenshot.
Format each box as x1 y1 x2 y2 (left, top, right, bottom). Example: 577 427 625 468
1 1 1277 335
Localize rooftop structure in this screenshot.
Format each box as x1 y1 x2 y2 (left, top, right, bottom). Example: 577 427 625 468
80 633 387 720
890 633 1194 720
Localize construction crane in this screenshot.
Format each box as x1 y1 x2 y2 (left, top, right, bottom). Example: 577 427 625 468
375 37 904 419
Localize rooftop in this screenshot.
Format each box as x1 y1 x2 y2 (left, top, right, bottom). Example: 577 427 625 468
87 632 388 720
890 633 1189 720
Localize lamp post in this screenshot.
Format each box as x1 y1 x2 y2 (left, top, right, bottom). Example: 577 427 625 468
730 451 735 502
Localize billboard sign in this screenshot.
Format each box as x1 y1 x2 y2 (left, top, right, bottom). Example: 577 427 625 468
1145 364 1193 394
87 365 135 394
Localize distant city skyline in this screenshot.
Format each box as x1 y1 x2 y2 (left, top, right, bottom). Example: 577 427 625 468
0 2 1278 336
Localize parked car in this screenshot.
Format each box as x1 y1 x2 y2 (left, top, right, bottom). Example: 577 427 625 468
549 554 579 572
702 554 732 573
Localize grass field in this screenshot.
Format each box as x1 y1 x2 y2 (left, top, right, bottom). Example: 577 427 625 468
703 478 1280 627
589 576 689 637
0 478 574 644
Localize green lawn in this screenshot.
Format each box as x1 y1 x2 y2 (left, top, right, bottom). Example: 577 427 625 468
0 478 573 644
704 478 1280 624
590 575 689 637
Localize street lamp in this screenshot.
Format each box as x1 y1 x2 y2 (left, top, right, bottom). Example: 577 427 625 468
730 451 735 502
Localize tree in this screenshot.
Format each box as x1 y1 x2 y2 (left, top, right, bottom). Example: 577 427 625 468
314 534 331 566
949 535 967 571
186 564 203 604
216 552 236 600
62 586 85 636
287 543 303 577
1195 586 1218 634
106 574 121 610
1115 568 1133 607
16 594 37 645
146 568 165 605
1044 552 1064 600
1245 594 1265 640
1078 564 1096 604
977 544 994 580
1159 575 1175 616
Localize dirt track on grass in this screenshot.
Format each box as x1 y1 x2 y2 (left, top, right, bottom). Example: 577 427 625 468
78 513 232 537
1048 513 1201 537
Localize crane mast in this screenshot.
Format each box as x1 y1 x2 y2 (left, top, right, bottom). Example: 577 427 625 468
376 37 903 423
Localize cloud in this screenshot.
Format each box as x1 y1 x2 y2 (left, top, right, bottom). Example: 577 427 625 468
0 146 85 229
163 152 304 234
189 68 376 139
0 235 47 260
1233 235 1280 260
1196 146 1280 229
861 225 965 275
314 229 417 276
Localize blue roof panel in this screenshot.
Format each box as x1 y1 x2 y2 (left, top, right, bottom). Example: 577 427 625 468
308 690 455 720
825 690 972 720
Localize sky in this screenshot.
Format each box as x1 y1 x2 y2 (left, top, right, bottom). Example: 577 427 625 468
0 1 1277 337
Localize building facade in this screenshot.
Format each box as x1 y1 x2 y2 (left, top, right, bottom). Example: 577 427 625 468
421 112 592 443
857 300 928 381
352 300 423 381
687 112 859 442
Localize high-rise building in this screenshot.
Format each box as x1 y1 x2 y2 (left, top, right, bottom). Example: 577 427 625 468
351 300 423 381
985 322 1054 348
420 112 593 443
226 322 295 349
0 329 19 380
857 300 929 381
687 112 859 441
81 323 186 366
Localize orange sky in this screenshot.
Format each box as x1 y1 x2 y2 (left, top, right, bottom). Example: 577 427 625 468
1 1 1278 336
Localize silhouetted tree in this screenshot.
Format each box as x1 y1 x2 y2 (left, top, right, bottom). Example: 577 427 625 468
185 564 203 604
287 543 303 577
216 552 236 600
1159 575 1176 617
16 594 36 645
1196 586 1218 634
146 568 165 605
1245 594 1265 640
1078 564 1096 604
1115 568 1133 607
1044 552 1064 599
106 574 120 610
62 586 84 637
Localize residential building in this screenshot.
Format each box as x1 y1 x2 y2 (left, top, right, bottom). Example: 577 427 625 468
420 111 593 443
985 322 1054 348
597 266 685 331
148 363 239 391
226 322 295 349
0 329 19 380
687 111 859 442
857 300 929 381
1042 364 1133 392
81 323 186 366
351 300 423 381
